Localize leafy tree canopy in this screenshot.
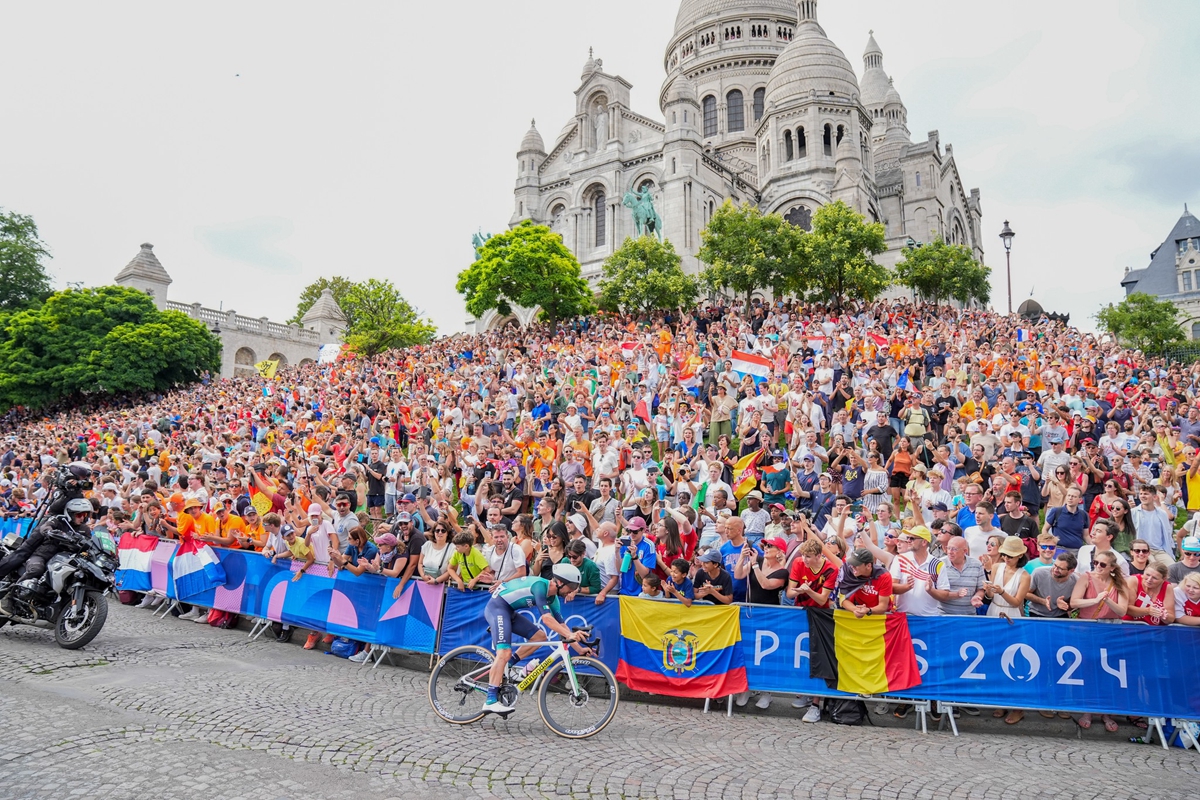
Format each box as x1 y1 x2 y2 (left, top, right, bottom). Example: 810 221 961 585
598 236 698 316
1095 292 1184 355
456 220 594 327
0 286 221 411
287 276 356 325
0 208 53 313
893 238 991 307
697 201 807 306
801 200 889 309
340 278 437 357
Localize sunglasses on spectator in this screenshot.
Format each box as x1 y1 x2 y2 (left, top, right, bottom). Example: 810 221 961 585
1038 544 1057 550
1131 548 1149 554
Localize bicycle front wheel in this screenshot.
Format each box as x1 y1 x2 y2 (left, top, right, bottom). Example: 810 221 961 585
536 656 619 739
429 645 494 724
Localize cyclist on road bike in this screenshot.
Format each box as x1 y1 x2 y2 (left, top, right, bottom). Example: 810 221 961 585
482 563 583 714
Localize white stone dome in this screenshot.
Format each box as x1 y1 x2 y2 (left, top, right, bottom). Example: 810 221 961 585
883 78 903 108
519 120 545 153
765 12 859 109
673 0 799 36
664 75 699 105
859 33 890 108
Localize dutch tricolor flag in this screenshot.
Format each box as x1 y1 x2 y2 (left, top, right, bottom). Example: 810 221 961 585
115 533 159 592
730 350 772 384
171 539 227 599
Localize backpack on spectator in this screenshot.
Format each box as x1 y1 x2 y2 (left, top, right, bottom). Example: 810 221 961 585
827 699 870 726
206 609 240 629
328 637 358 658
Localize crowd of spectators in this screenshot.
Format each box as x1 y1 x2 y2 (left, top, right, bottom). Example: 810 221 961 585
3 297 1200 729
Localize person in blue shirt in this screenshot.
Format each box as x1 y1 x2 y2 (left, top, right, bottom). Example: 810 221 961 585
662 557 695 606
955 483 1000 529
718 518 761 603
1044 485 1090 553
618 516 658 595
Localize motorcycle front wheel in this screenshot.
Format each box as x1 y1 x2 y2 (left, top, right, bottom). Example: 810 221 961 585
55 591 107 649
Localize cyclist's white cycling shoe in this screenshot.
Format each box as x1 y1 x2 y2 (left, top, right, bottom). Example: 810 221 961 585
482 699 514 715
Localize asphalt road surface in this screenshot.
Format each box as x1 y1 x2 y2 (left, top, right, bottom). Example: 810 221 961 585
1 603 1197 800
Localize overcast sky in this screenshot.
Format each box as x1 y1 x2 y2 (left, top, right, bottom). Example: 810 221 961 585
2 1 1197 334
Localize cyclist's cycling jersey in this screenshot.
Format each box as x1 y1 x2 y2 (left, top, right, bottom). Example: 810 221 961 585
492 576 564 622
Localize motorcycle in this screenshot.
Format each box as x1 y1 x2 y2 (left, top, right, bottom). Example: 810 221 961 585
0 524 117 649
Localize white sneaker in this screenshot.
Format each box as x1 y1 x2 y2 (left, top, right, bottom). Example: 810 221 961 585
136 593 161 608
874 702 891 715
482 699 514 714
177 608 201 621
755 693 772 710
802 704 822 723
348 649 371 664
194 610 212 623
733 691 751 707
792 696 809 709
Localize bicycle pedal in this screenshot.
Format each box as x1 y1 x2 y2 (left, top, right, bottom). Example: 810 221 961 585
498 711 513 720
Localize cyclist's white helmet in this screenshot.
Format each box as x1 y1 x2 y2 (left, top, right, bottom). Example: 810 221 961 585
551 563 582 587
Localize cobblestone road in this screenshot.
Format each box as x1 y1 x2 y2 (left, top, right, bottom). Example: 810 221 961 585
1 604 1196 800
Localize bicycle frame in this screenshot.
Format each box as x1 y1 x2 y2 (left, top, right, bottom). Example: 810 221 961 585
458 639 583 699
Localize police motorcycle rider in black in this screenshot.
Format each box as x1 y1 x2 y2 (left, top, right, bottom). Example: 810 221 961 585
0 462 96 614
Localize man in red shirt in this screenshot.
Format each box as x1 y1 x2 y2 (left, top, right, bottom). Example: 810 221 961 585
786 538 837 608
837 548 893 618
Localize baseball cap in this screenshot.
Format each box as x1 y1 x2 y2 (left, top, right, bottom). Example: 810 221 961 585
401 493 417 503
396 511 413 523
929 502 949 512
769 502 787 512
624 516 647 531
802 453 815 462
308 505 324 517
698 550 723 564
1182 536 1200 554
847 548 874 567
761 537 788 551
375 533 398 547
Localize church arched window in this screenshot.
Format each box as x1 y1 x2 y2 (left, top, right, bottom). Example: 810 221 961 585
784 205 812 232
594 192 606 247
797 127 807 159
726 90 744 132
822 124 832 156
702 96 717 137
783 130 793 161
753 88 765 122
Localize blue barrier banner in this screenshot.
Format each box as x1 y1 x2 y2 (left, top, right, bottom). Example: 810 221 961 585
738 605 1200 718
167 546 443 654
0 518 34 538
436 587 621 673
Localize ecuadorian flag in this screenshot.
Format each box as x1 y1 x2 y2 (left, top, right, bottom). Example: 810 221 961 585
806 608 921 695
616 598 748 698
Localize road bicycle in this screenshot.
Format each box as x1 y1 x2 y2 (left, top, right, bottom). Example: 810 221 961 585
428 625 619 739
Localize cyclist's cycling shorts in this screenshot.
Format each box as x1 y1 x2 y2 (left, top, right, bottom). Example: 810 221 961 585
485 597 541 650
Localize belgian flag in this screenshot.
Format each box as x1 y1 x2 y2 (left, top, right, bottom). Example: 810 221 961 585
807 608 922 695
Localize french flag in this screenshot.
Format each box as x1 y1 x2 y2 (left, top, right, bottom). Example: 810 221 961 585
730 350 771 384
1016 329 1030 342
115 533 159 592
171 539 227 599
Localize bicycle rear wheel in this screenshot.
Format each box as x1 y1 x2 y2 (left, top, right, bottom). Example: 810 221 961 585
536 656 619 739
429 645 494 724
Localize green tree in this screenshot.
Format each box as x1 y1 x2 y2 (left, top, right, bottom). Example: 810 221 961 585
893 238 991 307
598 236 698 315
1095 292 1184 355
801 200 889 309
697 201 806 309
0 208 53 312
0 286 220 411
339 278 437 357
456 220 594 327
287 276 356 325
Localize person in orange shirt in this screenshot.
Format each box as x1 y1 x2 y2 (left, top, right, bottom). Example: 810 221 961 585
206 501 249 547
177 498 217 542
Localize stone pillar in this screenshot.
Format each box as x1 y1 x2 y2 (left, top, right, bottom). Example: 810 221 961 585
190 302 202 319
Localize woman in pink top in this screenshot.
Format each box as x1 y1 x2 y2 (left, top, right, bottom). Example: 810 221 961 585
1069 551 1131 733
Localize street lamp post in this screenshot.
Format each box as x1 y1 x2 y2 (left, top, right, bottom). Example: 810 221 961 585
999 220 1015 315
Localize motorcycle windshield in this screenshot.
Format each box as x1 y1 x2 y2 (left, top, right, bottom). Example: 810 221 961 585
92 531 117 555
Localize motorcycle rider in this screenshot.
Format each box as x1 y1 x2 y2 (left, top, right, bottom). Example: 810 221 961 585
0 497 95 613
